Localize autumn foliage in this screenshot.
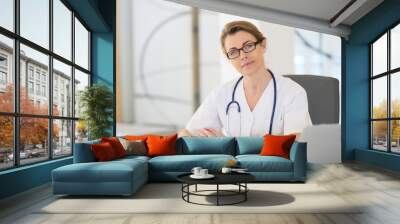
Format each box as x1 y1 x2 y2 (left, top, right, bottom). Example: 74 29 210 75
0 84 59 150
372 99 400 141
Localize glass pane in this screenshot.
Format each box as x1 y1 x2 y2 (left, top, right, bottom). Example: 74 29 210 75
0 34 14 112
20 0 49 49
20 117 49 165
0 116 13 170
53 59 72 117
372 121 388 151
74 18 89 69
75 120 88 143
392 24 400 70
53 0 72 60
53 119 72 157
20 44 49 115
391 72 400 118
372 77 387 119
372 33 387 76
0 0 14 31
391 120 400 153
74 69 89 118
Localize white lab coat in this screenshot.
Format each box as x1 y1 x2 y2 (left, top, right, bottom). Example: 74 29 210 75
185 73 312 136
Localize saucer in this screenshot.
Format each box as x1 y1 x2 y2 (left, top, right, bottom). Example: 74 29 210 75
190 174 215 179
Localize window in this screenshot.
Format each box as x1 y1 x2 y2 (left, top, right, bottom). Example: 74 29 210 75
28 81 34 94
42 85 46 97
75 18 89 70
53 59 72 117
0 53 8 89
29 67 34 80
53 0 72 60
0 34 13 113
0 0 91 170
0 71 6 85
20 0 49 49
53 119 72 158
0 0 14 31
36 84 40 95
0 116 13 170
0 54 7 67
35 70 41 81
74 69 89 118
370 23 400 154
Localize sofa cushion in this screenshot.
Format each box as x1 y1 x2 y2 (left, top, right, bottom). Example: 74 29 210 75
124 135 148 141
114 155 150 164
147 134 178 157
148 154 235 172
176 137 236 155
118 138 147 156
235 137 263 155
101 137 127 158
260 134 296 159
236 155 293 172
52 158 147 183
90 142 118 161
74 140 100 163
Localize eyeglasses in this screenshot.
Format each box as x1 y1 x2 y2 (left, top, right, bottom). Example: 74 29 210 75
226 40 261 59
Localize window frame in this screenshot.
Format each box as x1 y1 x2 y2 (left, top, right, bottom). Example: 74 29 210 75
0 0 92 171
370 20 400 154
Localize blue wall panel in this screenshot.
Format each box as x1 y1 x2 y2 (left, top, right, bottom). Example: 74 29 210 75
91 32 115 135
343 0 400 170
0 158 72 199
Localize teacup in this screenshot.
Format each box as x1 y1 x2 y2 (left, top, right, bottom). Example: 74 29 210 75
199 168 208 176
191 167 202 176
221 167 232 173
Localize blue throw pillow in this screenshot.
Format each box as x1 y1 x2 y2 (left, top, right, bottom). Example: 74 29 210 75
236 137 264 155
176 137 236 155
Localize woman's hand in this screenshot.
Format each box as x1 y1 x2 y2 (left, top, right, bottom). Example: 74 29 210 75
177 129 193 138
194 128 224 137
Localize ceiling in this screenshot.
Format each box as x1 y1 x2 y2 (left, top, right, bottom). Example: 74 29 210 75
165 0 384 38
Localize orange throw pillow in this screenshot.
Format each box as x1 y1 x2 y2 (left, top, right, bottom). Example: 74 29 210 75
101 137 127 158
259 134 296 159
146 134 178 157
91 142 117 161
124 135 148 141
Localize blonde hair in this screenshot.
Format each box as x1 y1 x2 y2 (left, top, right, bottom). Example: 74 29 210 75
220 20 266 52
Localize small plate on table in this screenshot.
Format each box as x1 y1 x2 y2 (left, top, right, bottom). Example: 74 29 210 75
190 174 215 179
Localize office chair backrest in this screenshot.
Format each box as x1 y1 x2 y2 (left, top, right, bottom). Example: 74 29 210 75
283 74 340 125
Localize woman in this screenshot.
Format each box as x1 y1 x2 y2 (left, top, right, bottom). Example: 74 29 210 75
179 21 312 139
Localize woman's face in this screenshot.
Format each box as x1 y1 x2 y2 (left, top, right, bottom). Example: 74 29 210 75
224 31 266 77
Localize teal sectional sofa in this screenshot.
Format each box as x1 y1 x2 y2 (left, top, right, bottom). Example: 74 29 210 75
52 136 307 196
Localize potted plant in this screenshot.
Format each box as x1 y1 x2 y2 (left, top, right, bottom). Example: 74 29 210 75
79 84 113 140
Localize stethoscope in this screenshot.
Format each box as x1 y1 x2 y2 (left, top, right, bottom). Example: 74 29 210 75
225 69 277 135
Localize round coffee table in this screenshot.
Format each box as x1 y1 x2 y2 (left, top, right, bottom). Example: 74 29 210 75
177 172 255 206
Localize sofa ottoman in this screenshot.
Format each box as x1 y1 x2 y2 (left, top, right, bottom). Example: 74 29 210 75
52 154 149 196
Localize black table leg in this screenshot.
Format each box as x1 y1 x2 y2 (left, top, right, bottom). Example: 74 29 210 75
217 184 219 206
195 184 197 192
245 183 247 201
